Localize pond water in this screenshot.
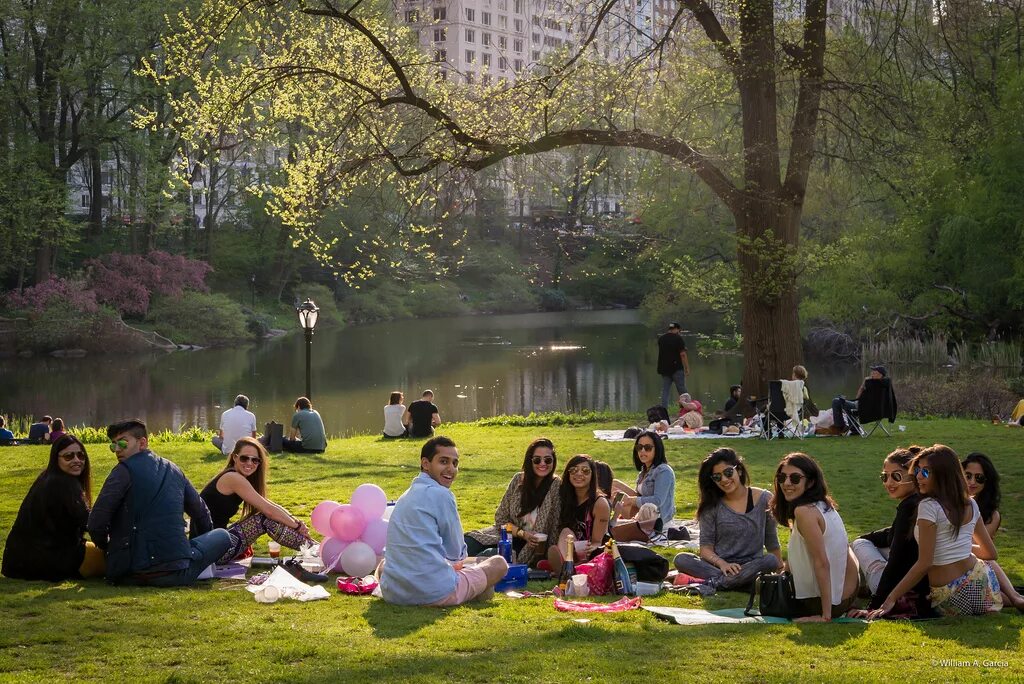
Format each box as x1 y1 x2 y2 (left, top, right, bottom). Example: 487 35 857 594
0 310 872 435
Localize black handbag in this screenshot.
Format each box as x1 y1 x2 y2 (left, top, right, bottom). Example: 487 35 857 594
616 543 670 582
264 421 284 453
744 571 797 618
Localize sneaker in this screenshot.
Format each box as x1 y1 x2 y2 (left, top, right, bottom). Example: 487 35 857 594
282 556 329 583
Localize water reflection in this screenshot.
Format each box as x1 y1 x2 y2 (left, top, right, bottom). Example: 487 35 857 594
0 310 870 435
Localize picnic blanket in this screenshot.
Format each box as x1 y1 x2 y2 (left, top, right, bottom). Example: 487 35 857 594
644 606 868 625
593 429 756 442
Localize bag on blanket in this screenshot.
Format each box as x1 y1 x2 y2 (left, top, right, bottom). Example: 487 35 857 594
744 571 796 618
575 551 615 596
646 405 670 424
617 543 670 582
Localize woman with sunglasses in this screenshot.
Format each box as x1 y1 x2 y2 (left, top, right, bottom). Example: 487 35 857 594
867 445 1024 618
612 431 675 528
849 446 933 618
2 435 105 580
547 455 611 569
673 448 781 594
465 438 562 566
772 453 859 621
962 452 1001 540
195 436 314 562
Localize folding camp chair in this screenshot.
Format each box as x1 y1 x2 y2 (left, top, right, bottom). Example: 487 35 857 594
842 378 898 437
761 380 805 440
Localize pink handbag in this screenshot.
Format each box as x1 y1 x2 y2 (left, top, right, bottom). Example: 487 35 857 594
575 551 615 596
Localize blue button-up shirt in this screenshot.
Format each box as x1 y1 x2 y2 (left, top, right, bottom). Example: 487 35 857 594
380 472 467 605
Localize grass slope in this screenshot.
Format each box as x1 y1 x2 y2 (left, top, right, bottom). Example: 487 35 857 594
1 419 1022 682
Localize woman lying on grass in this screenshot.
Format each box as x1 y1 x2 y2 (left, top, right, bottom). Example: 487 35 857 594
465 437 561 566
2 435 105 581
867 444 1024 618
772 452 859 622
849 446 934 618
194 437 314 562
547 454 610 568
673 448 781 595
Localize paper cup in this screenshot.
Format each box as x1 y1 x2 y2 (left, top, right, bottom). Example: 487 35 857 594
254 585 280 603
573 540 588 556
533 533 548 542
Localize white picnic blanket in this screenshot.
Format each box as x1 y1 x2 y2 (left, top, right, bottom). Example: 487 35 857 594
593 429 756 442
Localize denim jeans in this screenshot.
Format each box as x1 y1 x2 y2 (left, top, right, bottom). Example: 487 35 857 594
130 529 233 587
673 552 780 590
832 398 858 431
660 370 687 410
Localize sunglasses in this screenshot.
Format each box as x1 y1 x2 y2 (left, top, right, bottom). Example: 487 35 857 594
913 466 930 479
776 472 807 486
59 451 86 462
568 465 592 476
637 443 656 453
964 472 987 485
237 455 262 465
531 456 554 465
879 471 911 483
108 439 128 453
711 466 739 482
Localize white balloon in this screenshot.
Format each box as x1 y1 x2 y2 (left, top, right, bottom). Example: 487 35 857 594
339 541 378 577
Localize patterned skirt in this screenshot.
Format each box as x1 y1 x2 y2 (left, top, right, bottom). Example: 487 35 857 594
929 559 1003 616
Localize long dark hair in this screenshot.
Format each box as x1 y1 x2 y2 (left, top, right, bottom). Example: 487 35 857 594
220 437 269 520
44 434 92 506
697 448 748 519
519 437 557 517
962 452 1001 524
912 444 971 535
558 454 604 530
632 430 667 475
770 452 835 528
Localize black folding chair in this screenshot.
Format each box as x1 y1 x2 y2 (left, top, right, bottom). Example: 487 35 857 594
843 378 898 437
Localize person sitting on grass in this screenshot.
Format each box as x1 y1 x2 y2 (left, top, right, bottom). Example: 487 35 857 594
962 452 1001 541
87 419 232 586
0 415 14 442
380 436 508 606
867 444 1024 618
382 391 408 438
284 397 327 454
672 393 703 428
849 446 933 618
547 455 611 569
673 448 781 594
465 437 562 566
2 435 105 581
194 437 314 563
27 415 51 444
212 394 257 455
46 417 67 444
772 452 860 621
611 431 675 539
404 389 441 438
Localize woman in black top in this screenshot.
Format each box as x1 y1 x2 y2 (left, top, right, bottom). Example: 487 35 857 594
196 437 313 562
849 446 933 617
546 455 610 568
2 435 105 580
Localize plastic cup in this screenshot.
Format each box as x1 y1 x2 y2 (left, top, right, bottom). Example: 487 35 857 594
573 540 588 556
268 542 281 559
533 533 548 543
570 574 589 596
255 585 280 603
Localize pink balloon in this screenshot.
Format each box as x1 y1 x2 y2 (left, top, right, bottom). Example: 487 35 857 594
360 517 389 555
311 501 341 537
319 537 349 571
339 541 378 577
351 484 388 520
330 504 367 541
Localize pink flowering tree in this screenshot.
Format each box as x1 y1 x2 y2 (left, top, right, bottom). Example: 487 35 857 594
85 251 212 318
5 277 99 314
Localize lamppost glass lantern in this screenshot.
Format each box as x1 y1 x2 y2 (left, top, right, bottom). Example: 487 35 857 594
296 299 319 399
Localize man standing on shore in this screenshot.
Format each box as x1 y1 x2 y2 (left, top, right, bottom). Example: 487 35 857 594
657 322 690 409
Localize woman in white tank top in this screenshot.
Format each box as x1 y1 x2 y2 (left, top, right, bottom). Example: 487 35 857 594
771 453 859 621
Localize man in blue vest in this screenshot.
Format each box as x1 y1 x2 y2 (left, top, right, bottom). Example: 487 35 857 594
88 419 232 586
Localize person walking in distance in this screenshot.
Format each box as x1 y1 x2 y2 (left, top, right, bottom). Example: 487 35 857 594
657 322 690 409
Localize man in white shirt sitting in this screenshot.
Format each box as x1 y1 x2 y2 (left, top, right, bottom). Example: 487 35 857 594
212 394 257 454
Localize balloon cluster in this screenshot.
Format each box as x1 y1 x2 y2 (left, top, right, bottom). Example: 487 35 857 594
311 484 389 577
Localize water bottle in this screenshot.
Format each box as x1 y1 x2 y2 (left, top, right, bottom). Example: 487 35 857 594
498 523 513 563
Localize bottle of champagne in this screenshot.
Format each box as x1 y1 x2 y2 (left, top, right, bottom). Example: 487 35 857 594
609 491 625 528
608 539 634 595
498 523 513 563
558 534 576 593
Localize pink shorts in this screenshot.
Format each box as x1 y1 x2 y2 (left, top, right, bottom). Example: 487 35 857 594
430 565 490 607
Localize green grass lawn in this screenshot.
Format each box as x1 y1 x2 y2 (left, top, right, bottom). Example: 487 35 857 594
1 419 1023 682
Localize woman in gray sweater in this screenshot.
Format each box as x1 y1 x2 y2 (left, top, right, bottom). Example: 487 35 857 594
674 447 782 594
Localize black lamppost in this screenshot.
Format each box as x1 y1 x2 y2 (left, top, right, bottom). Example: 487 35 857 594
295 299 319 399
250 274 256 307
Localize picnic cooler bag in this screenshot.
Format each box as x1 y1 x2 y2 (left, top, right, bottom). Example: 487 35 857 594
264 421 284 453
